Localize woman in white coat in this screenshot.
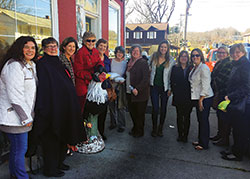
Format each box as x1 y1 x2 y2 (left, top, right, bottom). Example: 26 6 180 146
0 36 38 179
189 48 214 150
149 40 175 137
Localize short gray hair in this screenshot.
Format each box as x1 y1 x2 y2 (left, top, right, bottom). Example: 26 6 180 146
130 44 142 55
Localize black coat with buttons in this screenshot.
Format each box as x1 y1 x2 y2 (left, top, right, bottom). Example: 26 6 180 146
170 65 192 106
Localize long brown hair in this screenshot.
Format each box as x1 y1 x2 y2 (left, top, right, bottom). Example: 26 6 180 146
151 40 171 68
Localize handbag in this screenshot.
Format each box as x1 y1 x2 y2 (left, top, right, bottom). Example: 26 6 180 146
226 97 247 114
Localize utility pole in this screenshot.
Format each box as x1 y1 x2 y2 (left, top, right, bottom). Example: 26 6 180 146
183 0 193 49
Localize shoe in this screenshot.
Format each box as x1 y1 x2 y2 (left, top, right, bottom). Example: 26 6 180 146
67 149 73 156
210 135 221 141
195 145 204 150
44 170 65 177
151 131 157 137
101 135 107 140
129 129 135 136
10 174 17 179
213 139 229 147
59 163 70 171
221 154 242 161
177 136 182 142
182 136 188 143
109 125 116 130
157 125 163 137
133 133 144 138
192 141 199 146
220 150 232 156
117 128 125 133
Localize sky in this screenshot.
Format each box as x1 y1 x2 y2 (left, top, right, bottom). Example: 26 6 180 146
127 0 250 32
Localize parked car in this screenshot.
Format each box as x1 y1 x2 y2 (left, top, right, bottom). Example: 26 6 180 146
245 47 250 60
205 49 218 72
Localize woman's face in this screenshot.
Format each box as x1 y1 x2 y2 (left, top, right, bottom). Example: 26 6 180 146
179 53 188 65
96 42 107 55
131 47 141 60
231 47 245 61
84 37 96 50
64 42 76 57
191 50 201 66
217 48 228 60
44 42 58 56
23 41 36 62
116 50 124 60
160 43 168 55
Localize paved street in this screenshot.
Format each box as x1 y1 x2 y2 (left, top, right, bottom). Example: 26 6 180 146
1 97 250 179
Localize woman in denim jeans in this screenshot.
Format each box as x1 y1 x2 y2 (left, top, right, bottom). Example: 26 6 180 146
189 48 214 150
149 40 175 137
0 36 38 179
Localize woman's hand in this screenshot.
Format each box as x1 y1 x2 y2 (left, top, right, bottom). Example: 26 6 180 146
167 90 171 97
199 96 205 111
25 122 32 127
132 88 138 96
225 96 230 101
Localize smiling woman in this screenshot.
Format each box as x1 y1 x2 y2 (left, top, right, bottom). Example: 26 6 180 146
0 36 38 179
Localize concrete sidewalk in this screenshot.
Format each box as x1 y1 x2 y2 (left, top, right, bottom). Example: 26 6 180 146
1 99 250 179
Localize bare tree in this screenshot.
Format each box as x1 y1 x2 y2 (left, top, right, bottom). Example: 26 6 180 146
125 0 134 19
132 0 175 23
0 0 14 10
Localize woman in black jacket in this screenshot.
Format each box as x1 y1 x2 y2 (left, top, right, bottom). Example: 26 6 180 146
170 50 192 142
33 37 87 177
221 43 250 161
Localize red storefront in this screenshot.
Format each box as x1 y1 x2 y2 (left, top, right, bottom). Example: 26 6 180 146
0 0 125 60
58 0 125 50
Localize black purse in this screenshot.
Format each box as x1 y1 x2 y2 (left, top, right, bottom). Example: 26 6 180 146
227 97 247 114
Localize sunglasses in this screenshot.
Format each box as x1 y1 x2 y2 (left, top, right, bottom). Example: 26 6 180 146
191 54 200 58
86 39 96 43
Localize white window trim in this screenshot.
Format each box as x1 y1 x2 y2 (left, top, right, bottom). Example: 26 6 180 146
109 0 121 46
51 0 59 42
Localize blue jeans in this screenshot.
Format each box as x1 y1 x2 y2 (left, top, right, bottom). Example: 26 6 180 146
7 132 29 179
194 97 213 149
150 86 169 130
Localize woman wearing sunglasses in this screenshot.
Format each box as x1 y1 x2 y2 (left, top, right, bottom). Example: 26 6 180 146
189 48 214 150
74 32 104 113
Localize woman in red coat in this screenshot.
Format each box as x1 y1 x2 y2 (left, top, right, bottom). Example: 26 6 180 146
73 32 104 112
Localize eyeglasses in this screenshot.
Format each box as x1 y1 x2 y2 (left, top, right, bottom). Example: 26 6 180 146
46 45 57 49
191 54 200 58
180 55 188 58
217 52 226 54
86 39 96 43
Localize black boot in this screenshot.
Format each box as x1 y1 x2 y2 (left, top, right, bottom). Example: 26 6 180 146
151 113 158 137
157 124 163 137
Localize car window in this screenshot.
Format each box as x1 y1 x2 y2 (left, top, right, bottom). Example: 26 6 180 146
212 51 217 61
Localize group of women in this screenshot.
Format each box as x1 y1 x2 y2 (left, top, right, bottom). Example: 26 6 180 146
1 31 250 178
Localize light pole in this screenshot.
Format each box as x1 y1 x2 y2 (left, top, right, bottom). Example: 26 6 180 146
183 0 193 49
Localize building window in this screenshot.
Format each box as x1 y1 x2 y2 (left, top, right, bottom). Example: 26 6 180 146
147 31 156 39
76 0 101 46
133 32 142 39
0 0 52 62
109 0 120 51
126 32 129 39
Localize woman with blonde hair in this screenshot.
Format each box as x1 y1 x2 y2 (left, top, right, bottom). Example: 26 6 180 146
73 32 105 113
210 46 233 146
149 40 175 137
